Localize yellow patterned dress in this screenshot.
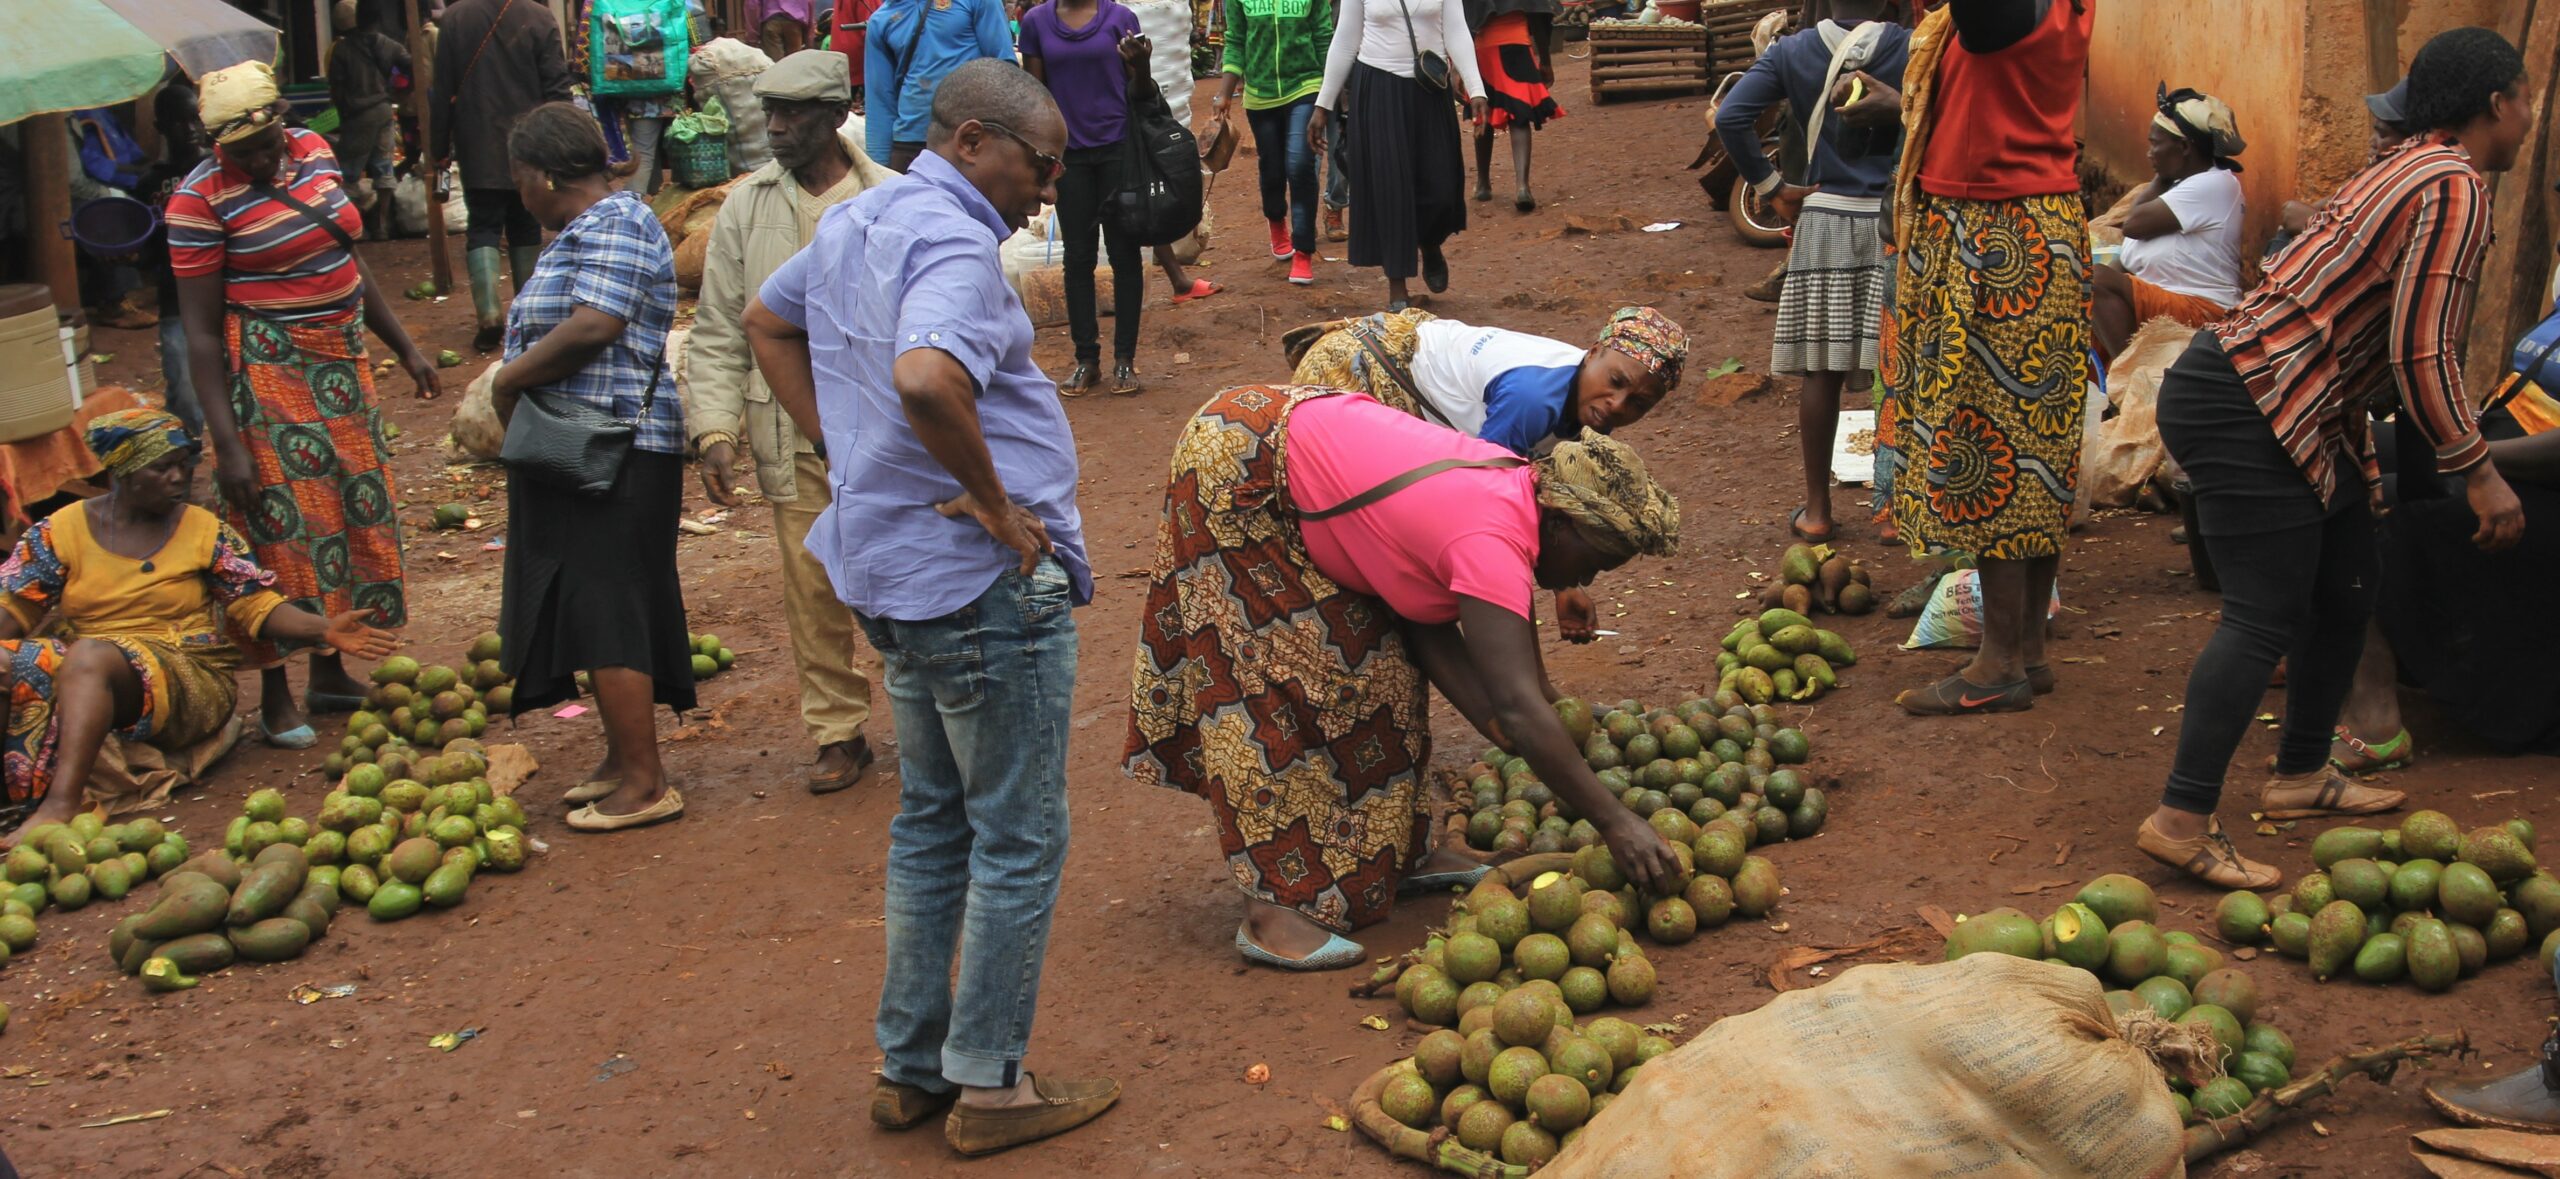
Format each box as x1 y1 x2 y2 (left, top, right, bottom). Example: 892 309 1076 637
1123 385 1435 933
1283 309 1440 421
0 504 285 827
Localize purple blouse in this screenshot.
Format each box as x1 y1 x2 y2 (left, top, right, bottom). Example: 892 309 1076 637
1017 0 1143 150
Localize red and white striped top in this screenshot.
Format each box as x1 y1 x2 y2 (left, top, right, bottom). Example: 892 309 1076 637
166 129 365 323
2213 134 2493 505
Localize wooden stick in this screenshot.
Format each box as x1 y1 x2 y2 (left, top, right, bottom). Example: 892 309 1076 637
405 0 454 296
2183 1030 2471 1163
1595 65 1711 81
1590 49 1711 64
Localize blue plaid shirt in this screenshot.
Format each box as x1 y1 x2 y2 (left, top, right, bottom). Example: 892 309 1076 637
502 189 684 454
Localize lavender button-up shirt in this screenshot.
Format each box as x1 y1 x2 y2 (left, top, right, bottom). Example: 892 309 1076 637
757 151 1093 623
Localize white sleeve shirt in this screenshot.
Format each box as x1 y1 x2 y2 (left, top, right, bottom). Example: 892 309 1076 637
2119 166 2247 307
1315 0 1484 109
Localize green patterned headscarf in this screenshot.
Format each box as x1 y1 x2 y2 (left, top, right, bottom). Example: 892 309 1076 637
85 409 194 478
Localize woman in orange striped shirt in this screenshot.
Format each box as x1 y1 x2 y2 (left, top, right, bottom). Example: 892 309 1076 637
2137 27 2531 888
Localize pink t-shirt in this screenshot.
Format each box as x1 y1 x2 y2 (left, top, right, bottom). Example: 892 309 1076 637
1287 395 1541 623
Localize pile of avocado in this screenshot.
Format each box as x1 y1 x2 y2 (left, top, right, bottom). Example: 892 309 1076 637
327 631 513 778
1943 873 2300 1125
97 753 532 992
686 633 738 682
2223 810 2557 994
1464 692 1827 856
1378 995 1677 1168
1 814 200 1019
1715 607 1858 705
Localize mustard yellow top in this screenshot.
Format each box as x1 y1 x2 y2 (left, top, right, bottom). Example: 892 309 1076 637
0 502 288 659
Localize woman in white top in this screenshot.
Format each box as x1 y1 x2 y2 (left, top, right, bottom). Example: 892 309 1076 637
1306 0 1486 311
2093 86 2249 360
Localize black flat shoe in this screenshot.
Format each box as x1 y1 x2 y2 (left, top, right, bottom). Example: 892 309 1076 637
1421 247 1449 294
1059 361 1098 398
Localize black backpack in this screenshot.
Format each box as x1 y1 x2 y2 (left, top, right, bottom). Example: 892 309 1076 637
1111 82 1202 247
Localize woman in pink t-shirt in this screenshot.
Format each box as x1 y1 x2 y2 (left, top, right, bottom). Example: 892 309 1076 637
1126 386 1682 969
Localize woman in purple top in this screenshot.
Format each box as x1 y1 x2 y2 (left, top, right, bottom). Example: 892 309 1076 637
1020 0 1156 396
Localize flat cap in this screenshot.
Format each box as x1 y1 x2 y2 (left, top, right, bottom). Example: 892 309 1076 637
755 50 853 103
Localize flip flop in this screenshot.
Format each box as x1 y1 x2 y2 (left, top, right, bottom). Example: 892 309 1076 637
562 777 621 804
1171 279 1223 304
1787 507 1835 544
256 719 319 750
1234 926 1366 972
1398 863 1495 897
565 788 685 832
305 690 369 716
1895 674 2033 717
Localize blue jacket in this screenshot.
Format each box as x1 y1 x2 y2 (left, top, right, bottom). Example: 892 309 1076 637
1713 21 1908 199
864 0 1018 163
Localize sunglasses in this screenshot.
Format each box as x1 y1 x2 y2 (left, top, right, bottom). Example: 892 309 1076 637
977 120 1064 183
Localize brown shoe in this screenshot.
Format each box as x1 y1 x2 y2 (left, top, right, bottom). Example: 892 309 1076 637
807 736 876 795
872 1078 959 1130
2427 1064 2560 1132
944 1073 1121 1156
1323 204 1347 242
2137 816 2281 890
2260 766 2404 821
1743 260 1787 303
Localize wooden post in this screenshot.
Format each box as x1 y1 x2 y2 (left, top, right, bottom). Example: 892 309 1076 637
405 0 454 294
2359 0 2401 91
22 113 78 314
2460 0 2559 395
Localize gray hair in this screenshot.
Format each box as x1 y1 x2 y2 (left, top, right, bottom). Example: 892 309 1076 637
926 59 1060 145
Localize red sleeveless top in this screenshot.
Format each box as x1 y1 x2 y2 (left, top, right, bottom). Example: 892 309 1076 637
1918 0 2094 201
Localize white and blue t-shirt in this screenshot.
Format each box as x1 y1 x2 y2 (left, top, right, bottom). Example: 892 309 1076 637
1410 319 1589 454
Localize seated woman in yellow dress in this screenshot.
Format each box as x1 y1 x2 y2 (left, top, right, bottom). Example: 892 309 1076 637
0 410 398 838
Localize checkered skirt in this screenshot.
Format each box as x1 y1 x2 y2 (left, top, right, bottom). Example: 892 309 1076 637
1772 202 1892 376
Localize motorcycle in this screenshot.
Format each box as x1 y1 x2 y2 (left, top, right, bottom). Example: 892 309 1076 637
1684 9 1793 249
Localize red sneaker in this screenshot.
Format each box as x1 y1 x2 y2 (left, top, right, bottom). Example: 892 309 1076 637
1267 220 1294 260
1287 254 1314 285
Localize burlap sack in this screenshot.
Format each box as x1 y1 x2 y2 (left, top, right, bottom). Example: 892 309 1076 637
1545 954 2187 1179
2086 316 2197 509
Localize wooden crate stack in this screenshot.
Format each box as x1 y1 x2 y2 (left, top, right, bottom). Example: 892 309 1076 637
1701 0 1796 81
1588 25 1711 103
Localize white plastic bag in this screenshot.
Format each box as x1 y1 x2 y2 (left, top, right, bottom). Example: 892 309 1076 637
1902 567 2064 650
1124 0 1194 115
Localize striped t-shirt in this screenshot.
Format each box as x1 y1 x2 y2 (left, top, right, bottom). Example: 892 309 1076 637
166 128 364 322
2213 134 2493 505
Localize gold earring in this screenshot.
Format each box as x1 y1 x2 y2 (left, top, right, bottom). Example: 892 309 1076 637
546 176 559 191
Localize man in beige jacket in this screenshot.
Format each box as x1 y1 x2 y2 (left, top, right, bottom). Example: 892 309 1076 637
687 50 899 793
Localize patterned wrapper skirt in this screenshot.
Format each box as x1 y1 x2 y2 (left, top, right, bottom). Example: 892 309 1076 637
0 636 234 828
1477 12 1563 130
1123 384 1434 933
1284 308 1437 421
1877 191 2089 561
1772 198 1889 376
224 311 407 635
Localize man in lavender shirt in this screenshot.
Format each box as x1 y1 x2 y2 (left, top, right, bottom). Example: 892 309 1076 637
742 60 1114 1157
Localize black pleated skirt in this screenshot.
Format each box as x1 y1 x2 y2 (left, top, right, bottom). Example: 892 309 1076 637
499 450 697 714
1344 61 1467 279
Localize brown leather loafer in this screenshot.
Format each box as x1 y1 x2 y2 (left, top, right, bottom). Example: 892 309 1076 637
944 1073 1121 1156
871 1079 958 1130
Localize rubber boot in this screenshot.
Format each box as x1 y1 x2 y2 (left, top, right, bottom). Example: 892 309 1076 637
508 245 541 295
467 247 505 353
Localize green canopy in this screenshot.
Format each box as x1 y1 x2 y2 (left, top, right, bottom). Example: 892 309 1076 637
0 0 279 126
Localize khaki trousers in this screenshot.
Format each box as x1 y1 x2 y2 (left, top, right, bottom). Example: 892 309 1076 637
775 451 872 746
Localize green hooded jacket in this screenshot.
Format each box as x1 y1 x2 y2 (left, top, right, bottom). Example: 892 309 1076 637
1219 0 1335 111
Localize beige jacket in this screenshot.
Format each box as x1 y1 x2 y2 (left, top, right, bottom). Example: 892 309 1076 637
684 131 897 500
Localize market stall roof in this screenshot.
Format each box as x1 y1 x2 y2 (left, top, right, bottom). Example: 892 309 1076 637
0 0 279 126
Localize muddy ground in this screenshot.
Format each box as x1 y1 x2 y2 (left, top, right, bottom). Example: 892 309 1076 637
2 54 2551 1179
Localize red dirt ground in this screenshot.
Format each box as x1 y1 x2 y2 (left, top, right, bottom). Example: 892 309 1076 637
3 55 2552 1178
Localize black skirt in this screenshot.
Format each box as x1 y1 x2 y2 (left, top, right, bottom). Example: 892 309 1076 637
2156 332 2346 537
1344 61 1467 279
498 449 697 714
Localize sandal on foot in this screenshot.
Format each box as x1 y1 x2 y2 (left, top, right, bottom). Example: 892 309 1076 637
565 788 684 832
256 719 319 750
2332 726 2414 773
1895 674 2032 717
2260 766 2403 821
872 1078 959 1130
2137 816 2281 889
2426 1066 2560 1133
1398 863 1494 896
1787 506 1835 544
563 777 621 804
1234 926 1366 972
1058 361 1099 398
1171 279 1223 304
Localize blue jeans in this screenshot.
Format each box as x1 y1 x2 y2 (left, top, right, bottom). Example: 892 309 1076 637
854 558 1079 1091
155 316 203 441
1248 98 1319 256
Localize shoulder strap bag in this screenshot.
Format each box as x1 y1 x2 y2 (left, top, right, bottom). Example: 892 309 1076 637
444 0 520 129
1392 0 1451 92
1299 455 1526 520
250 175 361 255
501 361 664 496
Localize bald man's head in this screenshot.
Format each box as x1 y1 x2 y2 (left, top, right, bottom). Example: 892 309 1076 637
927 59 1062 147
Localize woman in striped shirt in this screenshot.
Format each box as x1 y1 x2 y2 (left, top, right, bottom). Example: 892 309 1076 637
2137 27 2531 889
169 62 438 749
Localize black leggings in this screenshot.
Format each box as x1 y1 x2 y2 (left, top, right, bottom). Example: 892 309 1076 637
2160 502 2378 813
1054 143 1142 364
462 187 540 251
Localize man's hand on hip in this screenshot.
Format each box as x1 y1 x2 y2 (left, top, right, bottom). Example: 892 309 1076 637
936 493 1053 574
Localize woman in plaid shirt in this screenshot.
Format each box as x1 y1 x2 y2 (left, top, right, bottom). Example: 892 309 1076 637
2137 28 2532 889
489 103 694 835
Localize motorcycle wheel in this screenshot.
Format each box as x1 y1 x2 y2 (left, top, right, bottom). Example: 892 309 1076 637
1728 174 1791 248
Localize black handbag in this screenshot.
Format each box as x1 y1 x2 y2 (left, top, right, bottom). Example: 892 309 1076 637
1393 0 1451 92
500 361 661 496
